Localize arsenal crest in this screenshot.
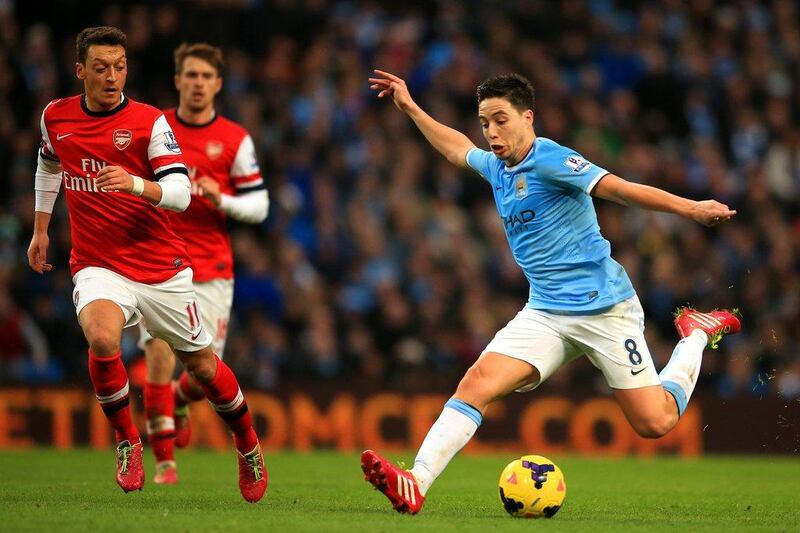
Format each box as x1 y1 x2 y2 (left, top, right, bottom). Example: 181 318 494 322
113 129 132 150
206 141 223 160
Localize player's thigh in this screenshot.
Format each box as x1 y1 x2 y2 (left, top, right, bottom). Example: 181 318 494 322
456 352 541 408
570 295 661 390
78 299 126 349
73 267 139 344
478 308 583 394
134 268 213 353
194 278 233 357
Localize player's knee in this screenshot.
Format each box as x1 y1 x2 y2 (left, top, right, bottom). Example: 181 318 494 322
85 326 121 356
455 364 493 407
458 364 484 390
632 414 675 439
180 349 216 383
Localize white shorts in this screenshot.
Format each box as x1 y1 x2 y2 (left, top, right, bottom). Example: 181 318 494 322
481 295 661 391
73 266 212 353
137 277 233 357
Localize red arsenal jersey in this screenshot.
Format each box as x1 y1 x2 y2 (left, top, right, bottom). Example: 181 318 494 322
39 94 191 284
163 109 263 282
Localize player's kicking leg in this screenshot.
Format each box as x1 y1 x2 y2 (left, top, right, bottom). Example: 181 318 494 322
362 352 540 514
141 331 179 484
79 300 144 493
614 307 741 437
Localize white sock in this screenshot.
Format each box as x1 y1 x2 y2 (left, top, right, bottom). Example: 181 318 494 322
659 330 708 415
409 398 482 496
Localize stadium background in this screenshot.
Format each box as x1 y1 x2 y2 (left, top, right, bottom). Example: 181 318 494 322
0 0 798 455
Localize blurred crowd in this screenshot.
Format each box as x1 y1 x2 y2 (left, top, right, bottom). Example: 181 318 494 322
1 0 799 399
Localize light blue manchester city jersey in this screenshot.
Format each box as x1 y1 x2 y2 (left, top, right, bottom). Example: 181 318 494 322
467 137 635 312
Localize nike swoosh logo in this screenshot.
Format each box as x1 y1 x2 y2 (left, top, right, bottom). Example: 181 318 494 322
191 328 202 340
631 367 648 376
57 133 73 140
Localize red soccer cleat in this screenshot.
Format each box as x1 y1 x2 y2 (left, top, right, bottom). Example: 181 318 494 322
173 404 191 448
237 444 268 503
153 461 178 485
361 449 425 514
674 307 741 349
116 440 144 492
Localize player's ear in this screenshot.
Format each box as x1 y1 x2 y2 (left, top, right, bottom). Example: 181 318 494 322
214 76 222 95
524 109 534 125
174 74 181 91
76 62 85 80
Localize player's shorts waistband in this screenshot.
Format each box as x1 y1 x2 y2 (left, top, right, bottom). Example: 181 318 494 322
539 305 615 316
533 294 637 316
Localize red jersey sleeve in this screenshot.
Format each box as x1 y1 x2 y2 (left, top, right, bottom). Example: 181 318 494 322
39 101 61 163
230 134 263 193
148 114 188 179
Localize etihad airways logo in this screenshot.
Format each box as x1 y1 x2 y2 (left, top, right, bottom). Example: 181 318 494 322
502 209 536 235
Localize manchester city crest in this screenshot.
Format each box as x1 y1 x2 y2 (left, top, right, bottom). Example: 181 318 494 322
514 175 528 198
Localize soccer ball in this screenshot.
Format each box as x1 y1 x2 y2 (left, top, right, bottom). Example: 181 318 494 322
498 454 566 518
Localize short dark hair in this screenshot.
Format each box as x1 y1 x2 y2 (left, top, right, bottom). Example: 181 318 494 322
76 26 127 64
476 73 535 112
174 42 224 75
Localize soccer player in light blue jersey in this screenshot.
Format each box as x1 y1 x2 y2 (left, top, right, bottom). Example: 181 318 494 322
360 70 742 514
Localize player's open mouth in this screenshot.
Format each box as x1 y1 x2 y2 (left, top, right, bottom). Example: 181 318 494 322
491 144 505 153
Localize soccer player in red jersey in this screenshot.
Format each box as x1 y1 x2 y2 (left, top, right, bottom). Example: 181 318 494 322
138 43 269 484
27 27 267 502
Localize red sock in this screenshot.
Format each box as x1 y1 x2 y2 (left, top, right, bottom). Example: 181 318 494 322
175 371 205 408
88 349 139 444
144 381 175 463
196 355 257 453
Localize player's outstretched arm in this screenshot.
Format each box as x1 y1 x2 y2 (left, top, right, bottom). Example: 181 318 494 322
369 69 475 169
593 174 736 227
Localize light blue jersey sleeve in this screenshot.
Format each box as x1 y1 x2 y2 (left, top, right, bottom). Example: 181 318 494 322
538 142 609 194
466 147 497 184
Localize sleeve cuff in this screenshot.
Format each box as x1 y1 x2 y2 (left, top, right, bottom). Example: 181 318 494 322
585 169 609 194
465 147 478 169
219 193 233 211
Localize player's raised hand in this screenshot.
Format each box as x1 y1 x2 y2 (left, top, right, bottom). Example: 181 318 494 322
690 200 737 227
195 176 222 207
369 70 416 113
95 165 134 193
27 233 53 274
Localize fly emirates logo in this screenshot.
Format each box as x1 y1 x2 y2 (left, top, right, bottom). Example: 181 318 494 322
62 158 110 192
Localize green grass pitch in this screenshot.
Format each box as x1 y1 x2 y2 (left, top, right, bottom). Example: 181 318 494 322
0 449 797 532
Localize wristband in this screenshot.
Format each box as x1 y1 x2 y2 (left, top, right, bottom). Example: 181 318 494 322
131 175 145 197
